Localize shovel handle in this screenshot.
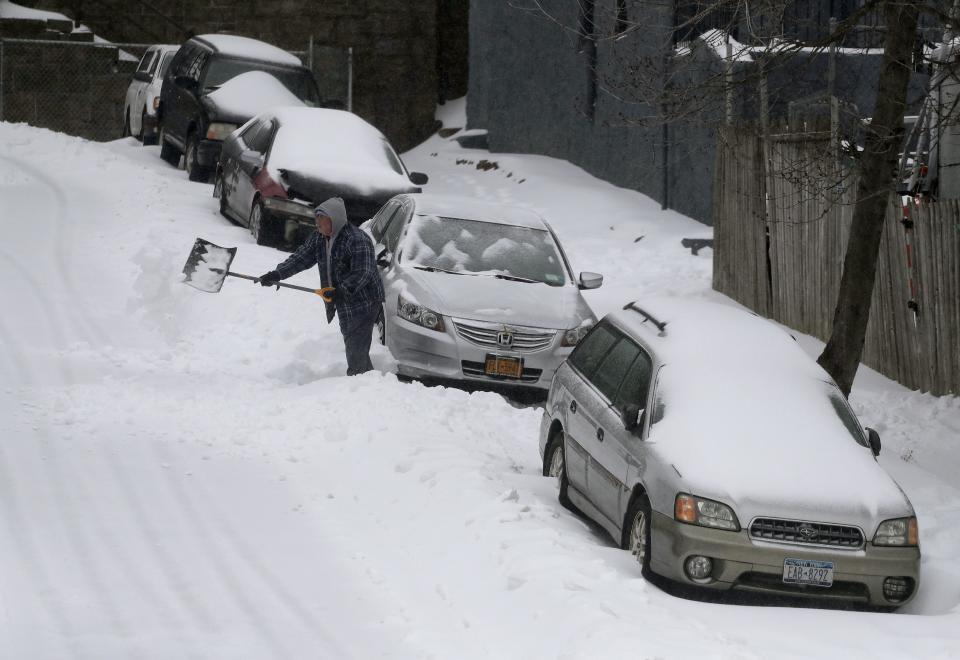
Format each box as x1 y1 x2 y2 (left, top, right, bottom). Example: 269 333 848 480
222 271 325 296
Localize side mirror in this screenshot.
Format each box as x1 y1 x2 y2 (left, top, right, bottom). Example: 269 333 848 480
174 75 197 90
133 71 152 83
621 404 644 432
866 427 881 457
409 172 429 186
578 272 603 290
239 150 263 173
376 245 392 268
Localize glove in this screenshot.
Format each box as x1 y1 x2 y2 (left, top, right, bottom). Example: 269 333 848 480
256 270 281 287
319 286 337 303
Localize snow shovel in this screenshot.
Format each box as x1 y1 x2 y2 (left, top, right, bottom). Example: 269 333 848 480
181 238 326 297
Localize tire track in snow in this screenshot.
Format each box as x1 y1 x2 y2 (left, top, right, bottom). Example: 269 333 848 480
150 443 299 660
0 442 81 660
0 253 73 384
0 155 111 350
151 441 358 658
50 437 208 659
101 446 219 642
34 434 141 656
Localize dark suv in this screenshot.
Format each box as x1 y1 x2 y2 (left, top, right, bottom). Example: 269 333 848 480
157 34 320 182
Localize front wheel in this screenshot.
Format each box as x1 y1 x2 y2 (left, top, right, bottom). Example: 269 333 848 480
622 493 653 579
185 133 210 182
543 430 571 508
249 201 277 247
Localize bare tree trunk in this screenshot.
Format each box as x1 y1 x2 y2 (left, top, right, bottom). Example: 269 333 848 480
817 0 920 397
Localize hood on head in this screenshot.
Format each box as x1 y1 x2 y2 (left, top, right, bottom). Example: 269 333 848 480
315 197 349 237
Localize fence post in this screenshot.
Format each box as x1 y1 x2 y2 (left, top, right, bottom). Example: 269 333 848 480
308 34 314 73
725 39 733 125
0 39 5 122
347 46 353 113
828 17 839 164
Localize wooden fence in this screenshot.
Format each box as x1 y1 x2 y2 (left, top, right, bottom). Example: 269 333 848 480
713 126 960 396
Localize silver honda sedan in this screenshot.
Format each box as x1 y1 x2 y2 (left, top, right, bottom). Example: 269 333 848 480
365 194 602 390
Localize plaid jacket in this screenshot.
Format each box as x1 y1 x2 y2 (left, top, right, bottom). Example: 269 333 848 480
275 224 385 326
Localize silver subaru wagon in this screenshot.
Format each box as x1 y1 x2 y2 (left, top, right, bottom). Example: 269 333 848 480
539 298 920 608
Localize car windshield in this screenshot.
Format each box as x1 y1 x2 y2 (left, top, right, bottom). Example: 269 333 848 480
402 215 567 286
202 59 319 105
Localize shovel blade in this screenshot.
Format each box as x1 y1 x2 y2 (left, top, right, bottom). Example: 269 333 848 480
181 238 237 293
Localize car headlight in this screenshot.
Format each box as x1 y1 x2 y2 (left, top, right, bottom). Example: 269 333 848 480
398 293 445 332
561 320 595 346
675 493 740 531
262 196 314 219
873 517 919 546
206 122 238 140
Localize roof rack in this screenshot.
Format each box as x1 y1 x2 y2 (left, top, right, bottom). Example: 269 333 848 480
622 302 668 336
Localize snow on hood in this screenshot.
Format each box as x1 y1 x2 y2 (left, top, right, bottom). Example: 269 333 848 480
203 71 303 123
411 270 592 330
266 108 414 195
636 299 913 522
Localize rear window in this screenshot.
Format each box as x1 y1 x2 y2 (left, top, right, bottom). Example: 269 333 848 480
569 322 619 381
202 58 319 105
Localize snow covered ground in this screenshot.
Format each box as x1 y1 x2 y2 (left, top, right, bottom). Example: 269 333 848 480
1 102 959 659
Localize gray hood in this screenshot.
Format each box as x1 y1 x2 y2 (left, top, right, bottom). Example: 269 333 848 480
314 197 349 239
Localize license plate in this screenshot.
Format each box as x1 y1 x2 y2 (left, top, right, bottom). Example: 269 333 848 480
484 355 522 378
783 558 834 587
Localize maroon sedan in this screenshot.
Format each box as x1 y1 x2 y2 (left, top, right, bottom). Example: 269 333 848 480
214 107 428 248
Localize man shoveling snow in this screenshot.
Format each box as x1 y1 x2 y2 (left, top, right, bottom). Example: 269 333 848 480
257 197 384 375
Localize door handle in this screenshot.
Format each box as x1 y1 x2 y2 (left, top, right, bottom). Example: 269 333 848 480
596 427 604 442
569 400 577 414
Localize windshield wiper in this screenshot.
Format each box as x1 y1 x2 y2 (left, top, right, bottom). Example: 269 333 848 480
413 265 471 275
492 273 539 283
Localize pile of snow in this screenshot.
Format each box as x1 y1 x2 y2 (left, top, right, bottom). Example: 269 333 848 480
1 104 959 659
206 71 304 119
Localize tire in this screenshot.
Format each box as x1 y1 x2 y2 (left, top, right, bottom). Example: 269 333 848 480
622 492 653 579
249 201 276 247
122 110 131 138
543 430 571 508
158 123 181 166
185 133 211 182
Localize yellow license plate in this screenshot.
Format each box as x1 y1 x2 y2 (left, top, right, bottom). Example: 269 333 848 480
484 355 522 378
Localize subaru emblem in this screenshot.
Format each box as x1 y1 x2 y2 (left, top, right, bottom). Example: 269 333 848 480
798 524 819 540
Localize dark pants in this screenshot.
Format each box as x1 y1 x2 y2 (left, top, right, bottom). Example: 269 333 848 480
341 305 379 376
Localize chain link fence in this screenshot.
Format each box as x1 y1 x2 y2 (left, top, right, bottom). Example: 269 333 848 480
0 36 351 142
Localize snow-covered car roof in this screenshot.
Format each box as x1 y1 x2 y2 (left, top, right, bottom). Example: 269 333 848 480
609 298 909 514
408 194 549 230
263 107 413 194
609 297 819 376
193 34 302 67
